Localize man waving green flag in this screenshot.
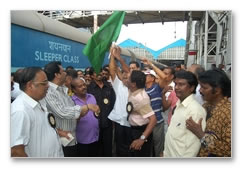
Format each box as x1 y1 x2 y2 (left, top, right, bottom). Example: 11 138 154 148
83 11 126 74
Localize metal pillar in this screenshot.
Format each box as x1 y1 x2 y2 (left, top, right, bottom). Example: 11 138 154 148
203 11 208 70
93 14 98 33
184 12 192 66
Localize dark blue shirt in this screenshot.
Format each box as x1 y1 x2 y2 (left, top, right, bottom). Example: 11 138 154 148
145 83 164 123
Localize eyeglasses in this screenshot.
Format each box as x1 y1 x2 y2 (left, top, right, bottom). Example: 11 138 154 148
33 80 49 86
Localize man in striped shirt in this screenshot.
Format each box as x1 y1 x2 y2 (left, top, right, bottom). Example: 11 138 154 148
143 59 168 157
43 61 99 157
144 69 165 157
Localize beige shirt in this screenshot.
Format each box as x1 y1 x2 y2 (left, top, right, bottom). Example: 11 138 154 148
128 88 154 126
164 94 206 157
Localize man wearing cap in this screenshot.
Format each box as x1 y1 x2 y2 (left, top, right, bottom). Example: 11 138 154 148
142 58 170 157
144 69 165 157
127 70 157 157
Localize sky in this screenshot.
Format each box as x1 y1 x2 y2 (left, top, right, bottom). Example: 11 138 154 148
117 21 187 50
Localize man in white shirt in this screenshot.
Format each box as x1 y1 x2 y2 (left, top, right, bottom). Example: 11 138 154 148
108 46 131 156
187 64 205 105
164 70 206 157
11 67 64 157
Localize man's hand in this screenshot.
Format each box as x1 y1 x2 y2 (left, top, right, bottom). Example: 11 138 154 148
111 46 121 61
162 85 173 95
186 117 205 139
142 58 152 66
87 104 100 114
130 139 145 151
57 129 71 139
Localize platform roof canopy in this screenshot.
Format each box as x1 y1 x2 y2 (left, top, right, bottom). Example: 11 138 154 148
39 11 205 28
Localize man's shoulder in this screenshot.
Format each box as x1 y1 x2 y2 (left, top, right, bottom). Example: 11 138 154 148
183 95 204 110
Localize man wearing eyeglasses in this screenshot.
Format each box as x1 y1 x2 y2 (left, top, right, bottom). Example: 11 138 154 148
11 67 64 157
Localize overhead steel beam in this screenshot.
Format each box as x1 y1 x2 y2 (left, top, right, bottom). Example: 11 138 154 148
158 11 164 25
135 12 144 24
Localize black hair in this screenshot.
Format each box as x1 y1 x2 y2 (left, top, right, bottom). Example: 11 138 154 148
77 70 83 73
13 68 24 83
129 61 140 69
198 69 231 97
19 67 43 91
84 67 90 75
103 64 109 69
88 67 95 76
194 66 205 77
66 65 74 70
44 61 62 81
102 67 109 73
65 69 78 78
211 64 217 70
164 66 175 77
175 70 198 94
130 70 146 89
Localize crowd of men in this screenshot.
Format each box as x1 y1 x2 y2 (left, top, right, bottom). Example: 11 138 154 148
10 46 231 158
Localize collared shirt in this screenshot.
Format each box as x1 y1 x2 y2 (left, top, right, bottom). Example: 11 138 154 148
72 94 99 144
44 82 82 146
87 80 116 128
164 94 207 157
11 82 22 100
167 90 179 125
163 81 177 126
194 84 204 105
199 97 231 157
11 92 64 157
108 75 130 127
67 88 74 97
128 88 155 126
145 83 164 123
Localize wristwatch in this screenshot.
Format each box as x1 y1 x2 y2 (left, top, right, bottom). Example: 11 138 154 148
140 135 147 142
200 135 208 148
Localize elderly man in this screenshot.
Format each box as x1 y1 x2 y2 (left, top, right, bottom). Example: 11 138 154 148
163 70 207 157
11 67 64 157
186 69 231 157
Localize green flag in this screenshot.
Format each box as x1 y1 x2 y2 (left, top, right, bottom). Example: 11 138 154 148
83 11 125 74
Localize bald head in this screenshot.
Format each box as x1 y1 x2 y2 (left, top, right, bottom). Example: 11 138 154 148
71 78 87 97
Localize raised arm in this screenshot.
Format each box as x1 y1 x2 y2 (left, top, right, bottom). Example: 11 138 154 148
109 47 117 81
109 46 130 81
142 58 168 88
113 46 130 73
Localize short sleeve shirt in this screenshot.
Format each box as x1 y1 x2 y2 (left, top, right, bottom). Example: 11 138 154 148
128 89 155 126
